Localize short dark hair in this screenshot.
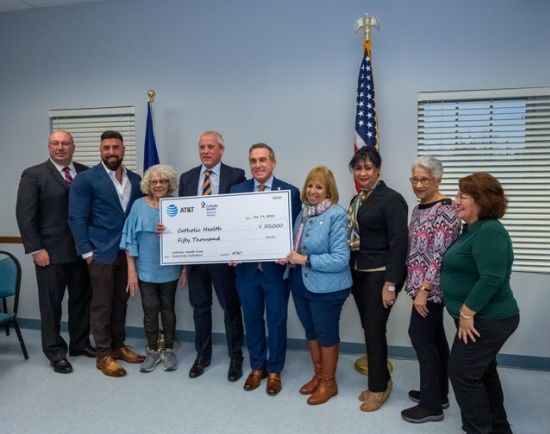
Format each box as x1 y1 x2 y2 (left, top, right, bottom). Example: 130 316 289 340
348 146 382 170
249 143 275 161
101 130 124 142
459 173 508 220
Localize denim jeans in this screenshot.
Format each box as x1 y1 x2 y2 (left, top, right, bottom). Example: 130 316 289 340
408 302 449 409
449 315 519 434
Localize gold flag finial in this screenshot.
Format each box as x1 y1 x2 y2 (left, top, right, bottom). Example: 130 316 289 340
147 89 156 103
354 14 380 42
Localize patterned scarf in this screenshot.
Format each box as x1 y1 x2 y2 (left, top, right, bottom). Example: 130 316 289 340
347 181 379 251
294 199 332 251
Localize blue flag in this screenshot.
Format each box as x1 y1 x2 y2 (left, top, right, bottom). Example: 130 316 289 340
144 102 160 171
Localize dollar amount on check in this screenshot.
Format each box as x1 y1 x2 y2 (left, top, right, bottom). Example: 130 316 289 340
160 191 294 265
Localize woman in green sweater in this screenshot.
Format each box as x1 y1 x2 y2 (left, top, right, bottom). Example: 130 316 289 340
441 173 519 434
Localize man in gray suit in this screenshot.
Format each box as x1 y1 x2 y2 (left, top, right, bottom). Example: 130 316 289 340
16 130 95 374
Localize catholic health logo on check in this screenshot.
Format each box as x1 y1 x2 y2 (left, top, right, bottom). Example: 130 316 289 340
201 200 218 217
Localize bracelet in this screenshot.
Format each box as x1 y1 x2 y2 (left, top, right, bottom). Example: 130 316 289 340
459 310 473 320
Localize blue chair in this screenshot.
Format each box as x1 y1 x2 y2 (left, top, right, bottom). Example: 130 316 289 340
0 250 29 359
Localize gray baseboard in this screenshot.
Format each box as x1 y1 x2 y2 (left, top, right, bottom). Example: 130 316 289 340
18 318 550 371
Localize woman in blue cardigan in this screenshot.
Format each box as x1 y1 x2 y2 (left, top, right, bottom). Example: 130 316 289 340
286 166 352 405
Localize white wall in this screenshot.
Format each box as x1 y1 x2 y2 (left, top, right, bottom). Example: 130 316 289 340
1 0 549 358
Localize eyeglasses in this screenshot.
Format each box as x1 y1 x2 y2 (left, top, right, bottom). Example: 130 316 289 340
455 192 473 201
149 179 169 186
49 141 73 147
409 177 433 186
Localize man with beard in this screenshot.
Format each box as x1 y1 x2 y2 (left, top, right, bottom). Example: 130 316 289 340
69 130 145 377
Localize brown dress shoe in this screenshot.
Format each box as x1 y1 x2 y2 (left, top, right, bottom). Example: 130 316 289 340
243 369 267 391
112 346 145 363
266 373 282 396
96 355 127 377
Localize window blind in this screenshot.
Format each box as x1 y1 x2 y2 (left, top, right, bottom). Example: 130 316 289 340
49 106 136 170
417 87 550 273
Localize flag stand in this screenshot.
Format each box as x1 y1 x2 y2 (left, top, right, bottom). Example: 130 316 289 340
352 13 393 377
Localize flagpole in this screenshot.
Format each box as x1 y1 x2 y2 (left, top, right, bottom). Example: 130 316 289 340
352 14 393 378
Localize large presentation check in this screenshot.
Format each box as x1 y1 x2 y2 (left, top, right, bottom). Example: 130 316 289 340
160 191 294 265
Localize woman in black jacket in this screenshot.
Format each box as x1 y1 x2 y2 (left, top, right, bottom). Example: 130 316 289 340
348 146 408 412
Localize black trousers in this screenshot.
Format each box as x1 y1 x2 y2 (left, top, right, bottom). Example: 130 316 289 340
88 252 129 357
408 302 449 409
140 279 178 350
35 260 92 362
351 269 396 392
188 264 244 360
449 315 519 434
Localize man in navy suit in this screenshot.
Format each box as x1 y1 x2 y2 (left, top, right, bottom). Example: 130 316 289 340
230 143 301 395
16 130 94 374
69 131 145 377
179 130 246 382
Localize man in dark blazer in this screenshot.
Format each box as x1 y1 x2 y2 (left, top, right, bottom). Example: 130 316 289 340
16 130 94 374
68 130 144 377
230 143 301 396
178 130 246 382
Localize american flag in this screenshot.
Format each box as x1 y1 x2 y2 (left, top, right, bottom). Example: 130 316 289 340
354 40 378 152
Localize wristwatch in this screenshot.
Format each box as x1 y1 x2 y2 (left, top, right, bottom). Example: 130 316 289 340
305 256 311 268
386 285 396 293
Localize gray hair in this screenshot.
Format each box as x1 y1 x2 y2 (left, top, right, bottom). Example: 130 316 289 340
412 156 443 179
199 130 225 148
141 164 178 196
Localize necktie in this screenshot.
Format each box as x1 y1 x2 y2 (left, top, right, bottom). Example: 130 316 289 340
202 169 212 195
62 166 73 186
258 184 266 192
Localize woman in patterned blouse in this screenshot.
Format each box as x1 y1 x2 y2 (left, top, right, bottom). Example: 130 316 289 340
401 156 460 424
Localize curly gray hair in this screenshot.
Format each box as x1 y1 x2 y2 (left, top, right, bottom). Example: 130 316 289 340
141 164 178 196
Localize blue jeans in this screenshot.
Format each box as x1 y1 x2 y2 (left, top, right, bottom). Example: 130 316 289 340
449 315 519 434
290 268 348 347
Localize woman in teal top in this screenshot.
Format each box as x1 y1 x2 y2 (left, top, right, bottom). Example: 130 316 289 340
441 173 519 434
120 164 182 373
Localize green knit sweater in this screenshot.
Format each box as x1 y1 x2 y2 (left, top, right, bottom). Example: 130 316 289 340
441 219 519 319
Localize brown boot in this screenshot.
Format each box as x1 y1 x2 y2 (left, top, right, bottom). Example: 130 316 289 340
307 344 339 405
300 340 321 395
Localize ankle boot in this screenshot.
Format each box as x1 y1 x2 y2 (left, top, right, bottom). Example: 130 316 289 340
300 340 321 394
307 344 339 405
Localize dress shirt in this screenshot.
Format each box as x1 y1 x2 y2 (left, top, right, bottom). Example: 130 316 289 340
101 162 131 212
254 177 273 192
197 162 221 195
49 158 77 180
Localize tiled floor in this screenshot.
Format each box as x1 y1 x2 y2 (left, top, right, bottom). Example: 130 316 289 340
1 329 548 434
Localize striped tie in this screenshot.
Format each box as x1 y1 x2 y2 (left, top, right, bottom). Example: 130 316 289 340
62 166 73 186
258 184 266 192
202 169 212 195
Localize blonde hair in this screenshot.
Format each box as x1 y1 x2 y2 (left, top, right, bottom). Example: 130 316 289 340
301 166 339 203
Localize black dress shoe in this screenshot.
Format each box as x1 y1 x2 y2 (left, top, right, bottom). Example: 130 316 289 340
227 357 243 382
69 345 97 358
189 357 210 378
51 358 73 374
